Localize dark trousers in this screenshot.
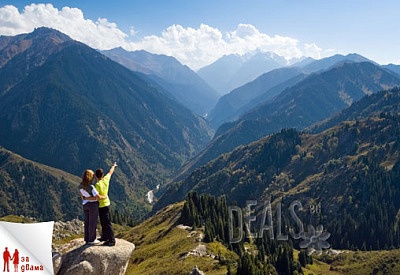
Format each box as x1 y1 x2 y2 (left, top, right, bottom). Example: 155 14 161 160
99 206 115 242
83 201 99 242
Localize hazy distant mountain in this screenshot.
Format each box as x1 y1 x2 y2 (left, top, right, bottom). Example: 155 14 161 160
208 67 305 128
102 48 219 116
289 56 315 67
383 64 400 76
207 53 373 129
301 53 375 73
0 27 212 219
196 54 244 95
241 61 393 123
197 51 287 95
173 62 400 179
227 52 287 92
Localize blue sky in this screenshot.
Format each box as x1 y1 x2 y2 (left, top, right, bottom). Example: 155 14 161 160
1 1 400 69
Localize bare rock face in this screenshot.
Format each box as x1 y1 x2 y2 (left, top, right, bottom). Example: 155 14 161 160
55 238 135 275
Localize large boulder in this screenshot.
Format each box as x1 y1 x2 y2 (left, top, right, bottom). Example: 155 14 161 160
54 238 135 275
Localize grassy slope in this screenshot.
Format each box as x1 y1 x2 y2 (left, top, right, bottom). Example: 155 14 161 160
303 250 400 275
119 202 237 274
122 202 400 274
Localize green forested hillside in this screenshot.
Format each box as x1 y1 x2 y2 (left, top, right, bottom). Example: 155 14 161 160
310 86 400 133
0 147 81 221
156 113 400 251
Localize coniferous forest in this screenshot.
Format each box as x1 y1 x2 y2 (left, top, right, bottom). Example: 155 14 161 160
181 192 306 274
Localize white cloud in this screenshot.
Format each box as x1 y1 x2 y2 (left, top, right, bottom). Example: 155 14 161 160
127 24 228 70
128 23 313 69
303 43 322 59
0 5 27 33
0 4 328 70
0 4 127 49
225 24 303 60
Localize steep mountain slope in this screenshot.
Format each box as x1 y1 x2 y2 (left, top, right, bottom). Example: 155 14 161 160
156 113 400 250
207 53 374 129
197 54 243 95
102 48 219 116
0 27 71 96
0 146 81 221
241 62 398 123
208 67 305 128
0 27 212 219
309 86 400 133
176 62 400 179
197 51 287 95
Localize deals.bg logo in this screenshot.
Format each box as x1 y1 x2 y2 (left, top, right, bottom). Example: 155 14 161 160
0 221 53 274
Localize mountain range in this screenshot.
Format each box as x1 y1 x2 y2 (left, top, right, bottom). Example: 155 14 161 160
101 47 219 116
2 27 400 273
172 61 400 182
197 51 288 95
1 26 400 248
155 87 400 251
208 66 305 128
208 53 378 129
0 27 212 219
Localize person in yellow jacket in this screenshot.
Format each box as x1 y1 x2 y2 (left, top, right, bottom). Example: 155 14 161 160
95 162 117 246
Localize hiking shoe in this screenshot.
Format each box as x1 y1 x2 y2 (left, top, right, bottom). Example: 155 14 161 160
102 241 116 246
97 237 107 242
87 240 101 245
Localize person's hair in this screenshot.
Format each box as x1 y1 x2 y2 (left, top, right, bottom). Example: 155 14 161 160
96 168 104 179
81 169 95 187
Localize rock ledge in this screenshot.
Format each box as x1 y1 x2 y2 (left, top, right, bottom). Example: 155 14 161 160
54 238 135 275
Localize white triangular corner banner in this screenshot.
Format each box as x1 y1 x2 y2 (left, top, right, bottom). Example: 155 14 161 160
0 221 54 274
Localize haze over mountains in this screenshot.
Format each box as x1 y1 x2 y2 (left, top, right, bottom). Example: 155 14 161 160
197 51 288 95
101 47 219 116
208 53 377 129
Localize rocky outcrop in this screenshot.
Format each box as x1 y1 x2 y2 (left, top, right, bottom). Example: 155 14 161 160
190 265 205 275
54 238 135 275
53 219 84 240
